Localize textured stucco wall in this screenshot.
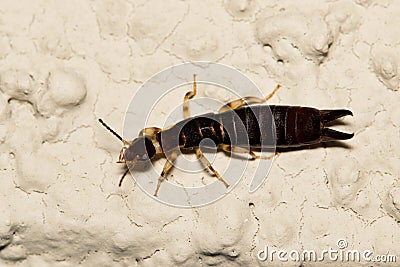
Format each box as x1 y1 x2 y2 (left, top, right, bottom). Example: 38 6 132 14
0 0 399 266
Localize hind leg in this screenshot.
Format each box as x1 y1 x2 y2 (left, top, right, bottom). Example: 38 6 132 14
220 144 277 160
218 84 281 113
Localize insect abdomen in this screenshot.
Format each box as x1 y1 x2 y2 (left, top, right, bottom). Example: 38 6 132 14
219 105 323 147
218 106 274 147
158 105 352 152
270 105 321 146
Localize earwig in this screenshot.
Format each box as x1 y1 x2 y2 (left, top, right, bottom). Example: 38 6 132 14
99 75 354 196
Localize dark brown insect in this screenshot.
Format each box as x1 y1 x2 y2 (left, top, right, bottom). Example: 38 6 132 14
99 75 353 196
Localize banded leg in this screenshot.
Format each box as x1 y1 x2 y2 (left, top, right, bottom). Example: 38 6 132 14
219 84 281 113
183 74 197 119
154 152 178 197
220 144 276 160
195 148 229 188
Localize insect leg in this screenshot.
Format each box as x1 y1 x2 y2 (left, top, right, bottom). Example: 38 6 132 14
154 152 178 197
220 144 276 160
220 144 258 159
139 127 162 137
264 84 281 102
218 84 281 113
117 147 127 163
183 74 197 119
195 148 229 188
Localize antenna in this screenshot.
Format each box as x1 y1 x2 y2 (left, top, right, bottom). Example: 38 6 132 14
98 118 124 142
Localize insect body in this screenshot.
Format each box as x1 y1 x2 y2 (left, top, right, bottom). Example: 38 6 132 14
161 105 353 150
99 75 353 196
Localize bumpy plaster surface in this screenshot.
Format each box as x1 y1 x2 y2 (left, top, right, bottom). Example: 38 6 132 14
0 0 399 266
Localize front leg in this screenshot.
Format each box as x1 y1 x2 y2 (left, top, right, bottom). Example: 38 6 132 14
154 151 178 197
